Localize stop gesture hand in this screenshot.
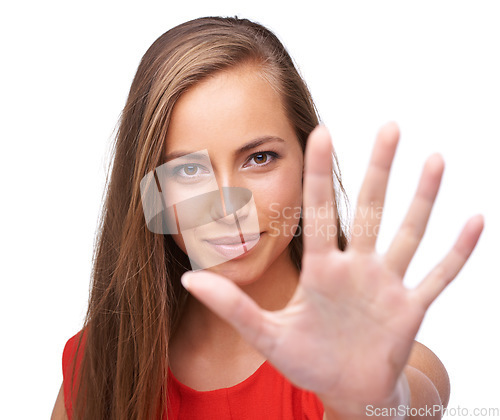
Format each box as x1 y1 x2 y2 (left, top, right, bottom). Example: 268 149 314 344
181 122 484 416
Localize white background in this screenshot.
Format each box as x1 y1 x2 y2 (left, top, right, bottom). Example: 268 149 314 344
1 1 499 418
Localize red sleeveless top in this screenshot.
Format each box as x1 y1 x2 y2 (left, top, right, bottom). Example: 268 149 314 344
62 331 324 419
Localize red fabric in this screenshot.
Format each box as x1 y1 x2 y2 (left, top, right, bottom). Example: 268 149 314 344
62 331 324 419
62 330 87 420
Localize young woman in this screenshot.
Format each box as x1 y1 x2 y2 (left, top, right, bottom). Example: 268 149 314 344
51 16 484 420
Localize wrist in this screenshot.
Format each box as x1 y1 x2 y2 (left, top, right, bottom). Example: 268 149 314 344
321 372 412 420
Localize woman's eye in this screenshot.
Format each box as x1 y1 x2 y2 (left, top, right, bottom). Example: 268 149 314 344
253 153 268 164
173 164 211 183
182 165 199 176
246 151 279 167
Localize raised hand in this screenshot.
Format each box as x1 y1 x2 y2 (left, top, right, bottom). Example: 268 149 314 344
180 122 484 414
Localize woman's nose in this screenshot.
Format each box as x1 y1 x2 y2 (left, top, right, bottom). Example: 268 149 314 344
209 186 252 223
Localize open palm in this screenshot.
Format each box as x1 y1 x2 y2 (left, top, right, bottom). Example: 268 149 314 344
181 122 484 412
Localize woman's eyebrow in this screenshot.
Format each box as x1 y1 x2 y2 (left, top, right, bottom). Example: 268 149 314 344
164 151 207 162
235 136 285 155
164 136 285 162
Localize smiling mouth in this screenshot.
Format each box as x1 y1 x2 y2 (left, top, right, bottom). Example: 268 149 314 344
204 232 260 245
203 232 261 259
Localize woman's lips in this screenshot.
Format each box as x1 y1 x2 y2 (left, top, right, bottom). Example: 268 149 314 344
204 233 261 260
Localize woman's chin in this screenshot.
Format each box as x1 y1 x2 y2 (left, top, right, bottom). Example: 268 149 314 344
196 258 263 286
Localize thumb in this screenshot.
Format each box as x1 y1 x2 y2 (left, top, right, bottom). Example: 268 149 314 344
181 270 274 354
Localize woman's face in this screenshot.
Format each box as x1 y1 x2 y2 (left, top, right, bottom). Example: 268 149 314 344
163 63 304 284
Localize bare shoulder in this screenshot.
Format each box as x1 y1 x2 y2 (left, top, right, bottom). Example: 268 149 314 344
407 340 451 407
51 382 68 420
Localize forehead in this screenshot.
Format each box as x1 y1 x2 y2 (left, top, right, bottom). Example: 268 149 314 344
164 64 297 154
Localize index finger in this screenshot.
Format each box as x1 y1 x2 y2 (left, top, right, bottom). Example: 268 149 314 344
302 125 339 254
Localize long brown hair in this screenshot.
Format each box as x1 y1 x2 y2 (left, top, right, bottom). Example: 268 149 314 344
69 16 349 420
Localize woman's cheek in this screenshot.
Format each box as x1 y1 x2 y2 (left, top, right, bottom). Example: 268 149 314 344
258 171 302 236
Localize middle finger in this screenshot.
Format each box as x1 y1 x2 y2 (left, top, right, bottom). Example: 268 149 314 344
349 122 400 252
